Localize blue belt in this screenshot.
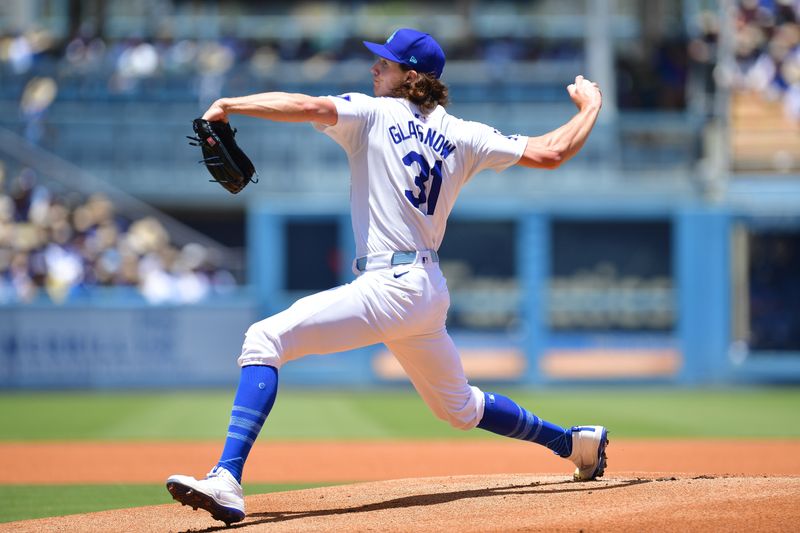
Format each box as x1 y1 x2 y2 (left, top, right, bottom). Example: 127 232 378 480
355 250 439 272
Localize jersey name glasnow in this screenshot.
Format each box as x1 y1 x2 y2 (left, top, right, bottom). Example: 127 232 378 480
387 121 456 159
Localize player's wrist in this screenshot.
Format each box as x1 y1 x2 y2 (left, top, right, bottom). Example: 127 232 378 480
216 98 232 114
578 101 602 113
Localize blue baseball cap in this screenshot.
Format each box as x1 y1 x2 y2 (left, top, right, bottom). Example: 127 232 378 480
363 28 446 79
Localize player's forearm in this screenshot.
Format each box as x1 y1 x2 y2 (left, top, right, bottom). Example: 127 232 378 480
519 104 601 169
210 93 337 125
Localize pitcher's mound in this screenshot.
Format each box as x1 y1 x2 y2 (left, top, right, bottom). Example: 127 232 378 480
6 474 800 532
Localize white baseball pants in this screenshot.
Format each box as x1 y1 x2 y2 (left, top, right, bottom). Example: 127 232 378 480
238 251 485 430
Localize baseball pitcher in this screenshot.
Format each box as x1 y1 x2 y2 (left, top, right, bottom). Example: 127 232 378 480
168 28 607 525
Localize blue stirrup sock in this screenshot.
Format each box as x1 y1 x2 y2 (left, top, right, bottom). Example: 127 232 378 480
216 365 278 483
477 392 572 457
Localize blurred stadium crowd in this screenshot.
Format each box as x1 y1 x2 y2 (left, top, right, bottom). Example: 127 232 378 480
733 0 800 120
0 1 796 117
0 0 798 308
0 162 235 305
0 20 580 106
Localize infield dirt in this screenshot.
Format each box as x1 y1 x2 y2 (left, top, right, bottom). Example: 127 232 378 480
2 439 799 531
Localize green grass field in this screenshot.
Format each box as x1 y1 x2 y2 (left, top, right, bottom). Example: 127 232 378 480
1 387 799 523
2 388 800 440
0 483 331 524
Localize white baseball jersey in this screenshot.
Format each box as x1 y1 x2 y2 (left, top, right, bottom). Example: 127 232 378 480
240 94 527 431
314 93 528 256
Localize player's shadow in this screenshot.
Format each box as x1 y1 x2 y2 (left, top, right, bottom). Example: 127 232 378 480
189 478 652 532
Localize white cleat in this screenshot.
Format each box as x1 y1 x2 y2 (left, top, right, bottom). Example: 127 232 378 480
166 466 245 525
566 425 609 481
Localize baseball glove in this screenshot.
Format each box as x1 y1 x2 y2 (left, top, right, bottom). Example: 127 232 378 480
188 118 257 194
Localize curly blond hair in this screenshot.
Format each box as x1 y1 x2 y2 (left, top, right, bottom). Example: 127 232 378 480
390 69 450 114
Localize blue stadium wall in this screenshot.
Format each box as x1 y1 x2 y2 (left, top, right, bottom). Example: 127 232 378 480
2 200 799 389
246 199 800 388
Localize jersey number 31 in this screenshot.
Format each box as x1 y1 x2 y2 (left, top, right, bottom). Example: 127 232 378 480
403 150 443 216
